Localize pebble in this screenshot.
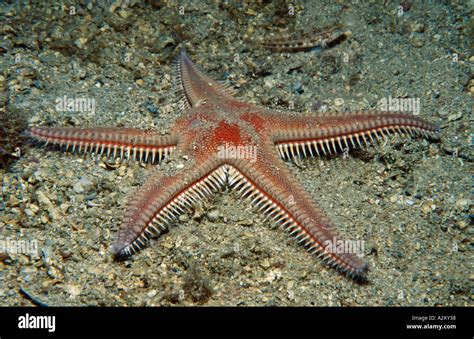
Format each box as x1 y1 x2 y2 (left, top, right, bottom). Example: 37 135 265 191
109 1 120 13
207 209 220 222
447 112 463 122
162 240 174 250
455 199 469 211
73 182 85 194
334 98 344 107
264 78 276 89
410 36 425 48
74 37 88 49
457 220 467 230
28 203 39 214
420 202 435 214
468 79 474 94
293 82 303 94
25 204 39 216
25 208 36 217
29 116 40 124
118 9 129 18
85 192 97 201
72 61 87 79
411 23 425 33
73 176 93 194
259 259 270 269
179 214 189 223
65 284 82 298
20 266 38 282
35 191 53 208
147 290 157 298
146 102 158 114
32 169 45 182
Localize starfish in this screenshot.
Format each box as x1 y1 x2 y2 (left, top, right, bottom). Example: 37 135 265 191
28 48 439 281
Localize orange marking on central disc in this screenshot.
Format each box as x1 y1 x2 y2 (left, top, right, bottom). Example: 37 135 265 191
213 120 244 144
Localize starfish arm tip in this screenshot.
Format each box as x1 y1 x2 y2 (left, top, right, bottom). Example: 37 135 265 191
111 243 130 260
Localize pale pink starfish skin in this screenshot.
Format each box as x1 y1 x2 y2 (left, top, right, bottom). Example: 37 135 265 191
28 49 440 281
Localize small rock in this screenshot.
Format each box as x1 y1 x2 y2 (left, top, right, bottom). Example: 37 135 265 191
179 214 189 223
411 23 425 33
118 9 129 18
457 220 468 230
146 102 158 114
74 37 88 49
455 198 469 211
162 240 174 250
35 191 53 208
73 182 85 194
20 266 38 282
73 176 93 194
259 259 270 269
264 78 276 89
468 79 474 94
410 36 425 48
28 203 40 214
447 112 463 122
219 248 235 259
32 169 44 182
420 202 435 214
293 82 303 94
85 192 97 201
334 98 344 107
147 290 157 298
109 1 122 12
207 209 220 222
65 284 82 298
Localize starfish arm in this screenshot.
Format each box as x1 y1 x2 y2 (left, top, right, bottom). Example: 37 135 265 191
226 150 368 281
28 126 178 164
113 159 227 257
175 48 236 112
266 111 440 160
